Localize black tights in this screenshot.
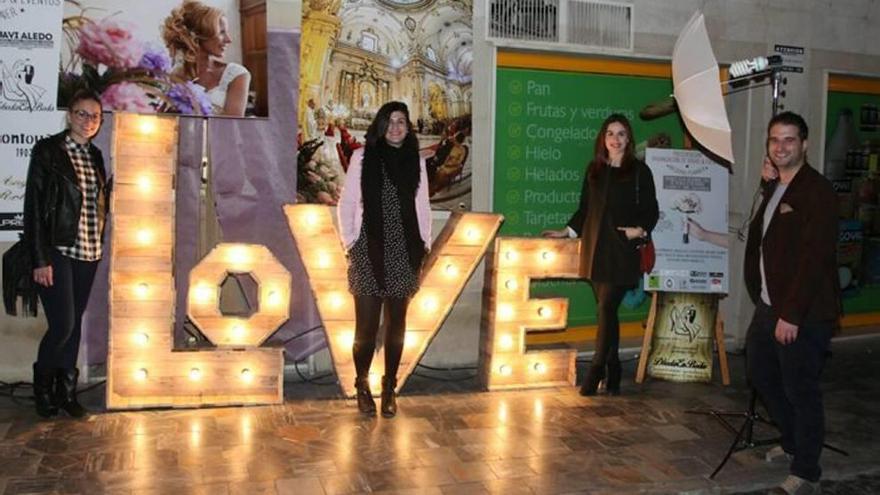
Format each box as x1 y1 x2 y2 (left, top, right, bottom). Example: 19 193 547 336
353 295 410 381
590 282 628 372
36 250 99 371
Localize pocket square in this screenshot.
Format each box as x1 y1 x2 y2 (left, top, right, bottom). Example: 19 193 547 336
779 203 794 214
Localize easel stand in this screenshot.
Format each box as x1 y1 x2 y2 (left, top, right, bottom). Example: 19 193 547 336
635 292 730 385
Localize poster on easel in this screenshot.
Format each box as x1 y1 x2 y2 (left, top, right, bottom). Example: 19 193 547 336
645 292 717 383
645 148 729 293
636 148 731 384
0 0 65 240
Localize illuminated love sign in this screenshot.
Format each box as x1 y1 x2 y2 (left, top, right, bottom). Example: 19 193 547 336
106 114 579 409
107 114 285 409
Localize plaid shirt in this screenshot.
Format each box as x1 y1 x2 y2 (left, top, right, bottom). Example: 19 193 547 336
56 134 102 261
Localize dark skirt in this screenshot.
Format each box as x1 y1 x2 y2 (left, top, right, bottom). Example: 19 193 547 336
347 168 420 298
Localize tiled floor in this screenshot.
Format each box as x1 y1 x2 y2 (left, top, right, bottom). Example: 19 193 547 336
1 334 878 494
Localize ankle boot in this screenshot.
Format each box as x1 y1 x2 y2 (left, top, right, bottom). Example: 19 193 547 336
354 377 376 415
33 363 57 418
606 360 622 396
579 365 605 396
55 368 88 418
381 376 397 418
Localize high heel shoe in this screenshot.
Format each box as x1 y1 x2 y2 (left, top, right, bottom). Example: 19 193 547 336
579 365 605 396
606 361 622 396
380 376 397 418
354 377 376 415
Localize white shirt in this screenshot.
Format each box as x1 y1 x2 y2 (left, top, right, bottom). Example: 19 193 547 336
202 63 249 114
760 183 788 305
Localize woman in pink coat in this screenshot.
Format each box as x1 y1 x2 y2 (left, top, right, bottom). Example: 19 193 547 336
337 101 431 417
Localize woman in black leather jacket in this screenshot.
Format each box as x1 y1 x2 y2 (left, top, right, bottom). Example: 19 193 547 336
23 90 109 418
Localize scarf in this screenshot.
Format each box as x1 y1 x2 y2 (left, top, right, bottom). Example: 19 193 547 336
360 141 424 289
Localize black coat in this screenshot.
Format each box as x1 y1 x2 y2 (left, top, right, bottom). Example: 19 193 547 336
22 131 109 268
567 160 659 285
744 164 841 326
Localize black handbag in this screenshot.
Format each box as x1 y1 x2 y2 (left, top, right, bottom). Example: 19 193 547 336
3 236 38 316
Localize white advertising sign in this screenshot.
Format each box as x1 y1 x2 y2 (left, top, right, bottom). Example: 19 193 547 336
0 112 65 240
0 0 63 112
645 148 729 294
0 0 64 240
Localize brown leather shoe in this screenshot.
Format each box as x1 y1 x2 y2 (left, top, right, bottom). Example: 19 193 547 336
354 377 376 415
380 376 397 418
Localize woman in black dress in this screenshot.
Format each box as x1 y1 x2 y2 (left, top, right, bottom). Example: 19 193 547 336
544 114 658 396
337 102 431 417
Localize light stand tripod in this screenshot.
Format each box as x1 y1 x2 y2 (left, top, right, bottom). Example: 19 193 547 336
683 67 786 480
687 387 777 479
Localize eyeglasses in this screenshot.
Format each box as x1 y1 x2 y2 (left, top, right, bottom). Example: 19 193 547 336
73 110 102 123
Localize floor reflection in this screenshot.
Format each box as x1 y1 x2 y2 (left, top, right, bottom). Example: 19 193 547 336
0 337 878 494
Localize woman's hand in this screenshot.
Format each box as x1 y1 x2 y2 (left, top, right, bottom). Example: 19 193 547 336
616 226 646 240
33 265 53 287
542 228 569 238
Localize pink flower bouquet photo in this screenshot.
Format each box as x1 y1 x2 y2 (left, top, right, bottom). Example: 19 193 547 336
57 0 268 117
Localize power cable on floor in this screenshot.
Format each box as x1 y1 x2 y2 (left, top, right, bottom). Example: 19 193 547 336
290 360 337 386
411 371 478 382
416 363 479 372
0 380 33 400
281 325 324 345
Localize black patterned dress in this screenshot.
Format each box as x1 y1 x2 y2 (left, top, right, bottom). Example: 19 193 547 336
347 165 420 298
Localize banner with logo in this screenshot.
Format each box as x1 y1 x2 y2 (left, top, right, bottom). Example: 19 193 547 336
645 148 729 293
646 292 716 383
0 0 64 240
0 0 62 112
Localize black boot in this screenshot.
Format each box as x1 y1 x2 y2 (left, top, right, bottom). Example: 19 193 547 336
606 360 622 396
33 363 57 418
55 368 88 418
381 376 397 418
354 377 376 415
579 365 605 396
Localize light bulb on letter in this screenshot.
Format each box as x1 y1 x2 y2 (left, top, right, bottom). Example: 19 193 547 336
189 368 202 381
240 368 253 383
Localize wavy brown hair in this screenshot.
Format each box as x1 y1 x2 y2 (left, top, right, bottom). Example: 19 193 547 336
161 0 224 79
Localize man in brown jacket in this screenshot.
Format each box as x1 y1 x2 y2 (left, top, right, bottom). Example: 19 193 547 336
744 112 841 495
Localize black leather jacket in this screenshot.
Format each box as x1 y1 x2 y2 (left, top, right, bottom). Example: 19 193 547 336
22 131 109 268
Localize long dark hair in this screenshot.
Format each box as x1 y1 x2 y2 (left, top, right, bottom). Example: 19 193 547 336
365 101 418 151
362 101 420 194
589 113 637 180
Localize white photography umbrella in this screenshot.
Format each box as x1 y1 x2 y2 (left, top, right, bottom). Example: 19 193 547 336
672 12 734 164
